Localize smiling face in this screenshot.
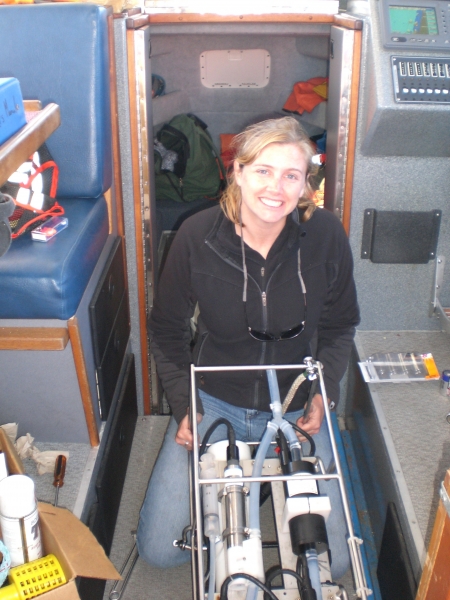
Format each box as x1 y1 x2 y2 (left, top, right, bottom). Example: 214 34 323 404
234 142 308 233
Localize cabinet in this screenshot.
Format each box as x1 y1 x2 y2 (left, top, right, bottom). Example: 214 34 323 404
90 237 131 421
78 354 137 600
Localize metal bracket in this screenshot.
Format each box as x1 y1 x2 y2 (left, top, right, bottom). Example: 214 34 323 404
440 482 450 519
430 256 450 335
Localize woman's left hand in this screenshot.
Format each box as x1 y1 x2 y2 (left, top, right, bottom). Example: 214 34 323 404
295 393 325 439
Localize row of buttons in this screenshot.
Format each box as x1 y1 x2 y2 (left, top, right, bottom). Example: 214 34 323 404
402 87 449 95
391 37 444 43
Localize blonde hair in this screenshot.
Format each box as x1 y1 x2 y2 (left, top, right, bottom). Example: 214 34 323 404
220 117 318 224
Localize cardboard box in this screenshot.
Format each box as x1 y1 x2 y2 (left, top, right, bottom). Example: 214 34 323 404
0 427 121 599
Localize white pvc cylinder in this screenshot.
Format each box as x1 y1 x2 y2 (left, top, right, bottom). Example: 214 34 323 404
206 440 252 462
0 475 43 566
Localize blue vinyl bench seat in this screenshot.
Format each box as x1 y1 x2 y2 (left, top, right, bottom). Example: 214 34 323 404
0 197 108 320
0 3 112 320
0 3 119 446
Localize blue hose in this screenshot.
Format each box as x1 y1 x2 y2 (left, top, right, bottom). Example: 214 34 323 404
305 548 322 599
245 369 308 600
208 536 216 600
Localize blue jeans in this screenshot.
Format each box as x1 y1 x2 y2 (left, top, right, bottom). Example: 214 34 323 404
137 391 350 579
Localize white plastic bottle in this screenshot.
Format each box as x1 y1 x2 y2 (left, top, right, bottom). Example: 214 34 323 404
0 474 43 566
0 452 8 482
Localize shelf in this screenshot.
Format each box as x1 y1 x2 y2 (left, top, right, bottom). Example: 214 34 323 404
0 102 61 187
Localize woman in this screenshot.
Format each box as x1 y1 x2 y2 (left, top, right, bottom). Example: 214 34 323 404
137 117 360 580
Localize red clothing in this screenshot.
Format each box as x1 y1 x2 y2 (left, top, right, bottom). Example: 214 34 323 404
283 77 328 115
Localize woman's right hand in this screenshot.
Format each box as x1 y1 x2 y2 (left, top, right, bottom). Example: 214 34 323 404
175 413 203 451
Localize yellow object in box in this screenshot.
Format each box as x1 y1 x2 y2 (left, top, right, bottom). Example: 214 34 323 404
0 554 66 600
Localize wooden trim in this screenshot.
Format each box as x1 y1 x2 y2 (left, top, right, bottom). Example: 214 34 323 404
23 100 42 112
147 13 335 24
126 14 150 29
0 103 60 187
416 470 450 600
104 188 113 234
127 29 152 415
342 27 362 236
67 317 100 447
333 14 363 29
108 11 125 240
0 327 69 351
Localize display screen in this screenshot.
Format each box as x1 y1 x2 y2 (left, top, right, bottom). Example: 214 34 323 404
389 6 438 35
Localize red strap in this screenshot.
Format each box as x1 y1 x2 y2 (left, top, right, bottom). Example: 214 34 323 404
11 202 64 239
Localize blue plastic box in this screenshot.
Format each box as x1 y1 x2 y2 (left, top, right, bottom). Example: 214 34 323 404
0 77 26 146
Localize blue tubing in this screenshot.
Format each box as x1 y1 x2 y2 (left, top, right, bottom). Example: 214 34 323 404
248 422 277 531
208 536 215 600
266 369 283 422
305 548 322 599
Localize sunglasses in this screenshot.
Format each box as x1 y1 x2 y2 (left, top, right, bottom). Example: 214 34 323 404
244 299 306 341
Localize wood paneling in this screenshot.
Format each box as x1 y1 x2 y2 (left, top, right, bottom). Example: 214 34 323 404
342 27 362 236
68 316 100 447
0 327 69 351
416 470 450 600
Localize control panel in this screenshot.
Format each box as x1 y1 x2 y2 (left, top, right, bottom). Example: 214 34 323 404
380 0 450 50
391 55 450 101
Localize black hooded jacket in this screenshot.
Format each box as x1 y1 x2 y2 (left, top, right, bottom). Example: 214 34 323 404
149 205 360 424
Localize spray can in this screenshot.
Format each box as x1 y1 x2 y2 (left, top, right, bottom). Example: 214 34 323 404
440 370 450 397
0 475 43 567
0 452 8 482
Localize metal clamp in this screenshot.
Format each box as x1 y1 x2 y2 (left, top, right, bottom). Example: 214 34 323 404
304 356 319 380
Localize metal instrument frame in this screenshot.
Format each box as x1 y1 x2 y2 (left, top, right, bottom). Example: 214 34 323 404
188 361 371 600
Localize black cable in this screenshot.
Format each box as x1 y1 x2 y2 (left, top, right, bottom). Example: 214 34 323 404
259 480 272 506
286 421 316 457
297 554 318 600
199 418 236 457
264 567 305 600
220 574 279 600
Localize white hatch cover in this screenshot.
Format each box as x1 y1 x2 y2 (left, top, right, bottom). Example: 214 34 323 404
200 49 271 88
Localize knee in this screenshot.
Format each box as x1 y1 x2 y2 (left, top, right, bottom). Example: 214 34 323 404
136 530 189 569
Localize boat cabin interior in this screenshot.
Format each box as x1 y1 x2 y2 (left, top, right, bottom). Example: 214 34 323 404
0 0 449 598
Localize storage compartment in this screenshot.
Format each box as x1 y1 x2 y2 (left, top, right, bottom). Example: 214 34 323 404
136 16 354 264
89 237 126 365
89 237 131 420
95 354 138 554
147 23 333 259
150 27 330 144
96 293 130 420
77 355 137 600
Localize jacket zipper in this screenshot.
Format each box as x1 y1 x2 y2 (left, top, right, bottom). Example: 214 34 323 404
205 239 267 408
204 240 284 410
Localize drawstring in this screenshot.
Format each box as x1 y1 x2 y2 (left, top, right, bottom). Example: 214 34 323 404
239 205 248 303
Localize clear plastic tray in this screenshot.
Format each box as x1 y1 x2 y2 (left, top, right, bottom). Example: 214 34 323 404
358 352 440 383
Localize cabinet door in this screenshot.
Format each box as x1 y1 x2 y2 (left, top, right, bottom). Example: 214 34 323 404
90 237 126 366
96 291 130 420
95 354 138 554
